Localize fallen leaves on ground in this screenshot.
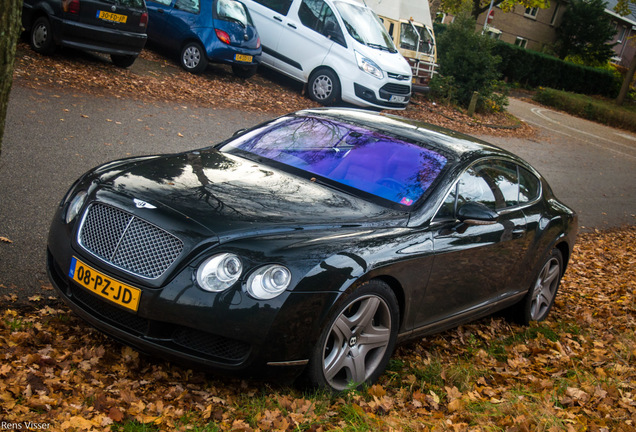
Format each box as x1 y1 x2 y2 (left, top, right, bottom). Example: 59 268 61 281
0 227 634 431
12 42 535 139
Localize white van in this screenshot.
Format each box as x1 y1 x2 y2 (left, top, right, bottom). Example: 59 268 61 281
241 0 413 109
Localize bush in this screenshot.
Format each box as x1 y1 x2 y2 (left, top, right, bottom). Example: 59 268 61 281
434 14 502 109
494 42 621 98
533 87 636 131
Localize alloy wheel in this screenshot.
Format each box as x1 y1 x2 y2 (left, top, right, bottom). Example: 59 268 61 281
321 294 392 390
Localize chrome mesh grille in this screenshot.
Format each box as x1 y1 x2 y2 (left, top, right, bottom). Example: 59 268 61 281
79 203 184 279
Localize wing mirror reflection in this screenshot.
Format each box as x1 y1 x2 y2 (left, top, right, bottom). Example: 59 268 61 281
457 202 499 226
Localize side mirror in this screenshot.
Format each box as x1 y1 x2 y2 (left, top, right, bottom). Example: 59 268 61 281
457 202 498 225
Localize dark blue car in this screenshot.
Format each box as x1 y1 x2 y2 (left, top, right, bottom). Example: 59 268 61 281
146 0 261 76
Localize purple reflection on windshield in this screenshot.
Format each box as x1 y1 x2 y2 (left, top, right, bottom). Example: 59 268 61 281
227 116 447 206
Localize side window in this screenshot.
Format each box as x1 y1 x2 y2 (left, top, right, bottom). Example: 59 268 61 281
298 0 322 30
476 160 518 209
253 0 293 15
519 167 541 203
299 0 344 43
456 167 497 210
174 0 199 13
148 0 171 5
435 183 457 220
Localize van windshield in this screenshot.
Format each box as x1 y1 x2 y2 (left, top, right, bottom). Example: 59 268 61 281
334 1 397 53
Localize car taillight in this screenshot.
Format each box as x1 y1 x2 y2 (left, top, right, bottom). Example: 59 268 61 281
256 37 261 49
140 12 148 27
215 29 231 45
63 0 80 14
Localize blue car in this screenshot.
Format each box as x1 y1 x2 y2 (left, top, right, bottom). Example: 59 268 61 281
146 0 261 76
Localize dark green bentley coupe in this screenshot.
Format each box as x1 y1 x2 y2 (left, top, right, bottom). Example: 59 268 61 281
47 108 577 391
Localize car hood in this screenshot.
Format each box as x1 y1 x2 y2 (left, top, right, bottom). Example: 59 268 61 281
93 148 409 242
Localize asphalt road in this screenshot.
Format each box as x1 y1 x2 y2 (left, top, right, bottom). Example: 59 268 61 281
1 86 634 300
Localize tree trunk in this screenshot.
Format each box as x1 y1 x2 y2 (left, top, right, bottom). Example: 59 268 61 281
0 0 23 157
616 54 636 106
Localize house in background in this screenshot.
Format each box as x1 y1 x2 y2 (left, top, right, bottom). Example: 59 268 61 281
476 2 565 51
438 0 635 67
604 0 636 67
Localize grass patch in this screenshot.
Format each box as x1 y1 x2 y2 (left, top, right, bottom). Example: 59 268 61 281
533 87 636 132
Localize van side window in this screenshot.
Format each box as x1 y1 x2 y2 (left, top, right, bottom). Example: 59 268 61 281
253 0 293 15
174 0 199 13
298 0 345 46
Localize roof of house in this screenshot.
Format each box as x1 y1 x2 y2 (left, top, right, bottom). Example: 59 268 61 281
605 0 636 27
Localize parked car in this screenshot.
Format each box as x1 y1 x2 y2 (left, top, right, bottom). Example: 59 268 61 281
47 108 577 391
145 0 261 76
240 0 413 109
21 0 148 68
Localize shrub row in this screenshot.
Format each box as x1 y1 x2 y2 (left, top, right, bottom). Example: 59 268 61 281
533 87 636 131
494 42 621 98
432 23 621 98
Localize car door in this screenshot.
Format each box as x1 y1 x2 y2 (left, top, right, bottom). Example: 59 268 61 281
146 0 174 45
147 0 201 51
413 159 530 329
241 0 294 68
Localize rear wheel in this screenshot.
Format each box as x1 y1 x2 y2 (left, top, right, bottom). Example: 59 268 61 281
180 42 207 74
111 54 137 68
508 248 564 325
306 280 399 391
308 68 340 106
30 16 56 55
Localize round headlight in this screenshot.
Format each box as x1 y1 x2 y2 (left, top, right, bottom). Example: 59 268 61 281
65 190 87 224
247 264 291 300
196 253 242 292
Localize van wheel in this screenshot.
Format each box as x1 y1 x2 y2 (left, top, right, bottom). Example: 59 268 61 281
111 54 137 68
308 68 340 106
180 42 207 74
30 16 56 55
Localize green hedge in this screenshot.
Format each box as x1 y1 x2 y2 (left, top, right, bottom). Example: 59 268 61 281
534 87 636 131
494 42 620 98
432 23 621 98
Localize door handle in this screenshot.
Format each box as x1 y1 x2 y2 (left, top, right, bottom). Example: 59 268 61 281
157 8 164 13
273 16 282 22
287 23 297 29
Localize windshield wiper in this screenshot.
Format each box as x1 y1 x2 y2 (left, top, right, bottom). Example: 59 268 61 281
367 43 397 53
222 16 246 28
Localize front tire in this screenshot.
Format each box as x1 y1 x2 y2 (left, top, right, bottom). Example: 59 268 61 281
308 68 340 106
510 248 564 325
30 16 56 55
306 280 399 391
180 42 207 74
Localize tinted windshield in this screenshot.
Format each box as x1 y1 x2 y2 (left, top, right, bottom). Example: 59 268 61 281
217 0 253 26
334 1 397 52
222 116 447 207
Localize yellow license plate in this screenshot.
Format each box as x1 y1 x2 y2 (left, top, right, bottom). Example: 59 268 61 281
69 257 141 312
234 54 253 63
97 10 128 23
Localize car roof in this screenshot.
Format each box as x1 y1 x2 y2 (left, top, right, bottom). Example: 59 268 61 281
295 108 510 162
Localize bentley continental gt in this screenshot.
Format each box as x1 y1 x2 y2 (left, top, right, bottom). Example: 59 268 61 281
47 108 578 391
